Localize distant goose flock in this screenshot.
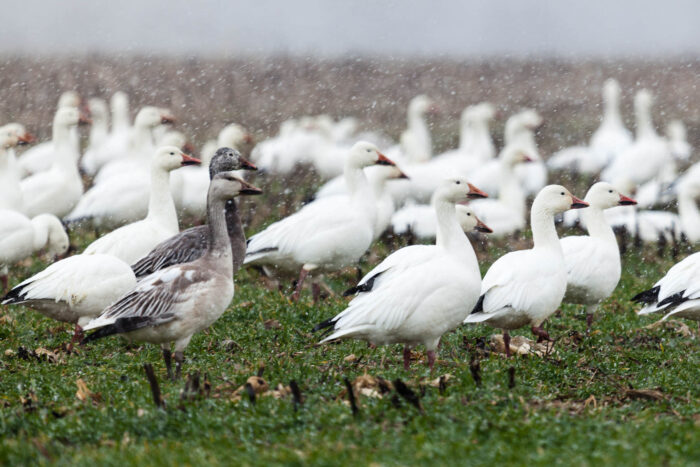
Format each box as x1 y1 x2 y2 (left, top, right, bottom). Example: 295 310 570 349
1 79 698 377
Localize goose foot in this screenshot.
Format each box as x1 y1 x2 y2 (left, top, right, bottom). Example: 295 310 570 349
174 351 184 380
426 350 436 372
531 325 551 343
503 331 511 358
162 347 173 380
403 346 412 370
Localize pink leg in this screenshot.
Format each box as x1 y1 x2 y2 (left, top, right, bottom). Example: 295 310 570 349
426 350 436 372
503 330 511 358
403 346 411 370
291 268 310 302
311 282 321 303
531 325 551 343
0 275 8 294
66 325 84 352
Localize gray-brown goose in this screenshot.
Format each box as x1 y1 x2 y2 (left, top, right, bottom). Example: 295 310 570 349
82 172 262 379
131 148 257 278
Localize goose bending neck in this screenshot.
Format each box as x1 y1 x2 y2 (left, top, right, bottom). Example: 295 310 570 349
146 166 178 232
499 152 526 219
30 215 60 250
530 203 562 253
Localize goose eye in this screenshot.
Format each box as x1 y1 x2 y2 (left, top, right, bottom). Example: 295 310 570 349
170 152 174 155
467 213 471 216
560 192 565 195
366 149 371 153
456 181 461 185
609 190 613 193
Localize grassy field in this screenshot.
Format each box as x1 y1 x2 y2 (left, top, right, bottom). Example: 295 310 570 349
1 56 699 465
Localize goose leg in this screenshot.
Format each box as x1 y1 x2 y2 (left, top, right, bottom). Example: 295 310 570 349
531 325 551 343
0 274 7 294
426 350 436 372
174 351 185 380
503 331 511 358
403 346 412 370
585 304 599 333
162 345 173 380
66 325 84 352
291 268 310 302
311 282 321 303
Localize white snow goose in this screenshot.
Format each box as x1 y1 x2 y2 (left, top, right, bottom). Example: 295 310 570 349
17 91 82 176
559 182 637 329
384 95 436 165
81 146 200 264
81 174 263 380
131 148 258 278
314 178 489 371
1 254 136 347
548 79 632 174
20 107 89 218
80 92 132 175
390 203 489 239
633 252 700 325
0 210 69 292
469 144 532 236
244 141 397 301
464 185 589 356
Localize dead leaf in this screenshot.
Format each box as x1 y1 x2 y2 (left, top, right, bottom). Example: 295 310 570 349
339 374 393 401
428 374 453 388
75 378 101 403
35 347 63 364
490 334 555 357
343 354 358 362
264 319 281 329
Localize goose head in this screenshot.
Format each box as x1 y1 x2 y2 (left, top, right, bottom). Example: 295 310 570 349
505 109 542 142
135 106 174 128
500 144 534 167
210 171 263 201
436 177 488 204
31 214 70 258
217 123 254 149
456 205 492 233
0 132 19 149
54 107 90 129
635 89 653 111
409 95 437 116
533 185 589 215
347 141 396 169
58 91 81 109
209 147 257 179
0 123 34 146
110 91 129 113
585 182 637 209
158 130 188 150
87 98 109 123
603 79 621 103
462 102 496 124
152 145 201 171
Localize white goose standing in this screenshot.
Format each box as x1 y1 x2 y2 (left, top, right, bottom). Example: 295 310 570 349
82 174 263 380
244 142 397 301
465 185 589 356
20 107 88 218
315 178 489 370
82 146 200 264
560 182 637 329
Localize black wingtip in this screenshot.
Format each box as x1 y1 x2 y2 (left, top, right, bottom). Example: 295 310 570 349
343 270 386 297
312 317 336 333
81 316 158 345
2 284 27 305
656 291 686 309
631 285 660 304
470 294 485 315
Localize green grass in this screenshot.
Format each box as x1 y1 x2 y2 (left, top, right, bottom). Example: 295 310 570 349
1 231 699 466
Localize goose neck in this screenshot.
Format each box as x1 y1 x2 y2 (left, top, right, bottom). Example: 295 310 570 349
530 205 563 253
30 216 51 250
224 199 246 272
206 193 234 274
498 159 526 218
146 165 178 232
635 105 656 139
582 206 617 245
603 94 623 128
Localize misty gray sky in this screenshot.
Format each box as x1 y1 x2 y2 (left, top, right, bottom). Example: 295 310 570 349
4 0 700 57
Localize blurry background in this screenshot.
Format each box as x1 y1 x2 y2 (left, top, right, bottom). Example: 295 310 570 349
1 0 698 152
